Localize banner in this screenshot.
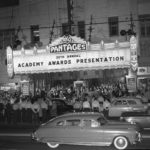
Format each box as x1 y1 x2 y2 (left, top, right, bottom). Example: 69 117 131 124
13 49 130 74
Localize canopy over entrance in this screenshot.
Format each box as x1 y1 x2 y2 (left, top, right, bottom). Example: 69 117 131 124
6 35 138 77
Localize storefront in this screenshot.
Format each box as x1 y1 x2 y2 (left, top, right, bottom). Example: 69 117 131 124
137 67 150 91
6 35 138 95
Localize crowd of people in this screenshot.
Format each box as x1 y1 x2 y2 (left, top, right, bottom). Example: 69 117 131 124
0 81 149 125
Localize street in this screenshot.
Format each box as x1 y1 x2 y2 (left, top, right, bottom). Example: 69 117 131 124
0 134 150 150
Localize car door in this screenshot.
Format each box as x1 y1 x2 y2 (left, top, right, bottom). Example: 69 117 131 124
62 119 82 143
79 119 104 145
109 100 130 117
44 120 67 143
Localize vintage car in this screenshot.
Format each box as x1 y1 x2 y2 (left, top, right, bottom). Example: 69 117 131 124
120 111 150 130
108 97 148 117
32 112 141 150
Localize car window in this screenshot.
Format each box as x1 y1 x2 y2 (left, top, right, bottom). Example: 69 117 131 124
127 100 137 105
66 119 81 126
56 100 65 107
114 100 122 105
122 100 128 105
56 120 65 126
80 119 99 128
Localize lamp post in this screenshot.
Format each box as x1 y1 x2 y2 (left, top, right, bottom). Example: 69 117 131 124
120 13 136 40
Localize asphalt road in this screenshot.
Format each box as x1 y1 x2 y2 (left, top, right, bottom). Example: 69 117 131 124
0 133 150 150
0 121 150 150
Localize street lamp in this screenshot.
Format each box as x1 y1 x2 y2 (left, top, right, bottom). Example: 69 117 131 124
120 29 136 41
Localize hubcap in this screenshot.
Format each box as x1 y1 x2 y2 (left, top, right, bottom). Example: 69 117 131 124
117 138 125 147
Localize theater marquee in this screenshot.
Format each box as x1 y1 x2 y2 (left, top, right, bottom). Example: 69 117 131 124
7 35 132 76
13 49 130 74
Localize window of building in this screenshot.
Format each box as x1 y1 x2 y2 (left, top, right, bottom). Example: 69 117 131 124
0 29 15 49
30 25 40 44
139 15 150 37
108 17 119 36
62 23 69 35
78 21 85 39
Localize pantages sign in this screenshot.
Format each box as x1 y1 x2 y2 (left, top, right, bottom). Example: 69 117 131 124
48 35 87 53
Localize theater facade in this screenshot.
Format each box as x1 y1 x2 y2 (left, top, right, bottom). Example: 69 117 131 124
7 35 138 95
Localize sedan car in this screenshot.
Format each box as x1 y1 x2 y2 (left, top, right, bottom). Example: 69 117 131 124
51 98 73 115
120 111 150 130
32 112 141 150
108 97 148 117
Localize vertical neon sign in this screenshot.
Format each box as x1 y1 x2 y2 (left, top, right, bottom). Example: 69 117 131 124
6 46 14 78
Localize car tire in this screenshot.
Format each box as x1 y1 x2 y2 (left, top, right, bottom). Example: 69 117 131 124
113 136 128 150
47 142 59 148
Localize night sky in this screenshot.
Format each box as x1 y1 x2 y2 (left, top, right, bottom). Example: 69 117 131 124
0 0 19 8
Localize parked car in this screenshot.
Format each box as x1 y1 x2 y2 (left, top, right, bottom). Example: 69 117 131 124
120 111 150 130
51 98 73 115
108 97 148 117
32 112 142 150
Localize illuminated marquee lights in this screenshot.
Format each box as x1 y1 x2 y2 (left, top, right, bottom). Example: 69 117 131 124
50 43 86 53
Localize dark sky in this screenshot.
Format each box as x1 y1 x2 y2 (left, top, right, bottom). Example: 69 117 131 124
0 0 19 8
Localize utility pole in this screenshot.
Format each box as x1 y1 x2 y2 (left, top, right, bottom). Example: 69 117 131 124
49 20 55 43
128 12 136 36
129 13 135 33
88 15 94 42
67 0 74 35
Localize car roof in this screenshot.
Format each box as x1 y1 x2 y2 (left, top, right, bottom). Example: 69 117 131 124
112 97 142 102
50 112 104 122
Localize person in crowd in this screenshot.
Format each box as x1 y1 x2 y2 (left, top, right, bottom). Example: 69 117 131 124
91 97 101 112
25 96 33 123
103 99 111 117
31 99 40 124
97 94 104 105
82 97 91 112
46 96 52 120
5 99 13 124
50 100 57 118
73 98 82 112
144 88 150 103
0 98 5 123
20 97 27 122
39 97 48 123
12 99 19 124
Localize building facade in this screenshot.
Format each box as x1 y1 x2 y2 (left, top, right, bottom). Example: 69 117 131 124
0 0 150 91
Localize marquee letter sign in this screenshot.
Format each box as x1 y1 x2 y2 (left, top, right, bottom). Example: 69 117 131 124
48 35 87 53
